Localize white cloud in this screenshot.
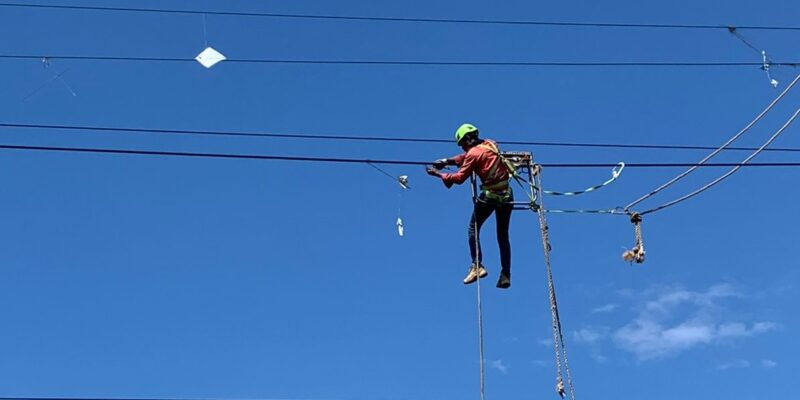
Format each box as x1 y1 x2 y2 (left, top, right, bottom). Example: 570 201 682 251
490 359 508 374
592 303 619 313
753 322 779 334
718 322 778 338
538 338 553 347
716 359 751 370
573 327 609 344
612 284 777 360
591 353 608 363
531 359 549 367
761 359 778 368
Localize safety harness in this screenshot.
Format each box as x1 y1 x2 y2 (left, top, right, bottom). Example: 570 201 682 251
476 141 517 203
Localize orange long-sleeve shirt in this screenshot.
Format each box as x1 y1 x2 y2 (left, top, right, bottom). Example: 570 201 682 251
440 139 509 190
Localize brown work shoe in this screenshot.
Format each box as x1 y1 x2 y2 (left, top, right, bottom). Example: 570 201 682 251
463 264 489 285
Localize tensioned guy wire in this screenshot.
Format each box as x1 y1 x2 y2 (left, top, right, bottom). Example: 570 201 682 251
1 3 800 31
4 123 800 153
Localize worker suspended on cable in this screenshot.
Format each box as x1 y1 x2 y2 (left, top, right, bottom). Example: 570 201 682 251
427 123 515 289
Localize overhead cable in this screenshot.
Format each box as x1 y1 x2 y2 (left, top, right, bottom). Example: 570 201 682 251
639 108 800 215
626 73 800 211
0 397 247 400
1 143 800 168
4 123 800 153
1 55 798 68
1 3 799 31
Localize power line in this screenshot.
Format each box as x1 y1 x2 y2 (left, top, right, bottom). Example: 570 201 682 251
0 397 282 400
640 108 800 215
1 2 799 31
2 55 798 68
3 122 800 153
626 72 800 210
1 143 799 168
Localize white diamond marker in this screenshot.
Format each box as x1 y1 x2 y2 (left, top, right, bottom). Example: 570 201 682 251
195 47 226 68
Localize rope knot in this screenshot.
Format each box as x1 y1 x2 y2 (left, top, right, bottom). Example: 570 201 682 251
623 212 645 263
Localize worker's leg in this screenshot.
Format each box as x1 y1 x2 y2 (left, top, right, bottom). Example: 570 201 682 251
468 201 495 266
495 200 513 288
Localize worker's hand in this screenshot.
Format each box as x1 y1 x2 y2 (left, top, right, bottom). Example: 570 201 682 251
426 166 442 177
532 164 542 176
432 158 449 169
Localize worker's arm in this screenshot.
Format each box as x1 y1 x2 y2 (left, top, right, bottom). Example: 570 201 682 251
432 154 465 169
440 152 476 188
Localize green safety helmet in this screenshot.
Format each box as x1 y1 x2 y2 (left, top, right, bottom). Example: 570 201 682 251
455 123 479 145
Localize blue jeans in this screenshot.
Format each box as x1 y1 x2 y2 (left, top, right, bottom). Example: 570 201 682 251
468 191 513 276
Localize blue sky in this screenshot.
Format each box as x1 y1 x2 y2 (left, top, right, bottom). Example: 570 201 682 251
1 1 799 399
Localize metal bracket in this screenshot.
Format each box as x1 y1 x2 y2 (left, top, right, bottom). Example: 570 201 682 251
470 151 541 210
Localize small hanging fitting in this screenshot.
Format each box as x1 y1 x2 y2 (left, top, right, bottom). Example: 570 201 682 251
622 213 645 264
728 26 779 88
761 50 779 88
397 175 410 190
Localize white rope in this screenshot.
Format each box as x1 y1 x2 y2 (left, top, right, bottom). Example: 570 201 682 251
534 172 576 400
476 256 486 400
625 73 800 211
641 108 800 215
471 172 486 400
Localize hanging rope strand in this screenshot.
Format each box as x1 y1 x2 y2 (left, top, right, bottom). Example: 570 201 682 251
470 173 486 400
625 73 800 211
533 171 576 400
476 258 486 400
556 303 576 400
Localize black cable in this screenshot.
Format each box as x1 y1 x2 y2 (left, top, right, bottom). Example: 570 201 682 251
3 122 800 153
1 143 799 168
1 2 799 31
2 55 798 68
0 397 233 400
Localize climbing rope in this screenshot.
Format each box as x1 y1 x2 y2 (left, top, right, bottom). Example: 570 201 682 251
533 172 576 400
625 73 800 212
622 213 645 263
469 173 486 400
476 252 486 400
